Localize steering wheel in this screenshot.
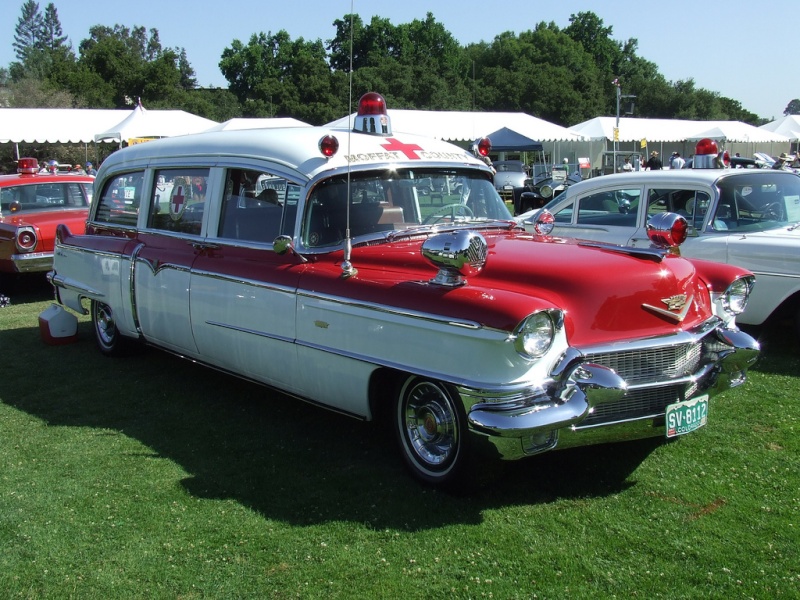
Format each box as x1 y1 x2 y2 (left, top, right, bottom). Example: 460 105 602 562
762 201 785 221
422 203 474 224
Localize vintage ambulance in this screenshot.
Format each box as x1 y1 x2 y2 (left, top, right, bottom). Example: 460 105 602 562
48 93 759 488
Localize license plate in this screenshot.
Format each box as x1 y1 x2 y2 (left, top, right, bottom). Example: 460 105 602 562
665 395 708 438
503 185 513 190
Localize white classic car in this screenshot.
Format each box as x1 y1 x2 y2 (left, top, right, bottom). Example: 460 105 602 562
523 154 800 334
47 96 759 488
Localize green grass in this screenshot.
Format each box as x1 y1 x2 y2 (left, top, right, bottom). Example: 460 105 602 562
1 279 798 599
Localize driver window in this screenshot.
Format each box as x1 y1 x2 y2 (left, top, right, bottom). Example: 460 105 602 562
218 169 287 244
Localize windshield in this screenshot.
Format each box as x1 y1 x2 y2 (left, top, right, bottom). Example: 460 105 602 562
302 168 512 247
714 173 800 232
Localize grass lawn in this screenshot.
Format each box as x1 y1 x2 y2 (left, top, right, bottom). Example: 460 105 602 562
1 277 798 599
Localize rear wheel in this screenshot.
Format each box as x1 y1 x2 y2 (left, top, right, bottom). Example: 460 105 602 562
394 376 469 488
91 300 128 356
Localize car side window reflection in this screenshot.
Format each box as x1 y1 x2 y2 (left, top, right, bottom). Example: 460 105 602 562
148 168 209 235
95 171 144 227
575 188 639 226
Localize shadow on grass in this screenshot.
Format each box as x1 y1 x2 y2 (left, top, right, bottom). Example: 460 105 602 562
0 319 705 530
0 272 52 302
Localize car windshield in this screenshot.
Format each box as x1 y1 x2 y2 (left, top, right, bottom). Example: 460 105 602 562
302 168 512 247
714 173 800 232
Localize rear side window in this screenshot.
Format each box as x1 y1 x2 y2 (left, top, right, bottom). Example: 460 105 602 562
148 168 209 236
0 182 89 213
94 172 144 227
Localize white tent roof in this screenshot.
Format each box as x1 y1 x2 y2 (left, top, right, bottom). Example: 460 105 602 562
94 104 218 142
204 117 310 132
0 108 128 143
570 116 789 143
759 115 800 141
325 109 585 142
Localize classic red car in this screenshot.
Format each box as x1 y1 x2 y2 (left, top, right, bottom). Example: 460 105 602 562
47 94 759 488
0 158 93 277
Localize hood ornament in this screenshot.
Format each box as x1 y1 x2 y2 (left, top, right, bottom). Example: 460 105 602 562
642 294 693 322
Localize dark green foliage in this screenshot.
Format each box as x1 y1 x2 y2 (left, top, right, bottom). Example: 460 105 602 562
2 6 780 125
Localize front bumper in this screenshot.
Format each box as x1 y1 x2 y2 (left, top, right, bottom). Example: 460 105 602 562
462 321 759 460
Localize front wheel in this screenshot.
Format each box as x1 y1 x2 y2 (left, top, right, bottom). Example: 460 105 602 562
394 376 469 488
91 300 129 356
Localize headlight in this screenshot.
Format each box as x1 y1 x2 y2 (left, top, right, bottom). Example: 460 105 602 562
513 310 561 359
540 184 554 199
722 275 755 315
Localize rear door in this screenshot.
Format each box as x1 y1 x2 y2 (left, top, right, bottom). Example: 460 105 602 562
189 167 305 391
133 167 212 355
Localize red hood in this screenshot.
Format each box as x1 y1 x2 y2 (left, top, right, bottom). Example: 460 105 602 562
303 229 718 348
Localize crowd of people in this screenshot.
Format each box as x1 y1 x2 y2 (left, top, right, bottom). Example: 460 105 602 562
36 160 97 176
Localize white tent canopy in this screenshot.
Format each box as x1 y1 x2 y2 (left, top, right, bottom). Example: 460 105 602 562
0 108 127 143
325 109 585 142
569 117 789 144
94 104 217 143
204 117 310 132
760 115 800 141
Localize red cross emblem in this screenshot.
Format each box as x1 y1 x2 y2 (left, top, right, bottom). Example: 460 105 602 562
381 137 423 159
170 185 186 219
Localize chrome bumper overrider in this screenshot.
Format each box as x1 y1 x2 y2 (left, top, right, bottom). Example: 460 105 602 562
465 322 760 460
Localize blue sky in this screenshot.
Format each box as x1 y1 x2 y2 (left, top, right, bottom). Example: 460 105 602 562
3 0 796 121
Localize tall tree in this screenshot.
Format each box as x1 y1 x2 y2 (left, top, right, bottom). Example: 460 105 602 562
41 3 68 52
12 0 44 61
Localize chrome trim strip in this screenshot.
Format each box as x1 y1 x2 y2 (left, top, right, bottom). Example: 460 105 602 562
575 318 722 356
205 320 294 344
191 269 296 295
49 273 105 304
296 289 483 331
129 243 144 335
135 256 191 276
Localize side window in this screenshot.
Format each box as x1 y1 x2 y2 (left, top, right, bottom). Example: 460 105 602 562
551 198 574 223
66 183 90 207
218 169 287 243
648 188 710 229
576 189 639 226
94 171 144 227
148 168 208 235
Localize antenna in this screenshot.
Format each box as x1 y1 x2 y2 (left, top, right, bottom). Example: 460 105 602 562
341 2 357 278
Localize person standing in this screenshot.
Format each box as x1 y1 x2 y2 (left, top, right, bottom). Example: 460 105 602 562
670 152 685 170
646 151 663 170
622 157 633 172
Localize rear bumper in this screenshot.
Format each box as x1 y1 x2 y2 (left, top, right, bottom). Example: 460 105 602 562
6 252 53 273
463 322 759 460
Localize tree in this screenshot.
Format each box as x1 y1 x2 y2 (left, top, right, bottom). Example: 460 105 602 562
76 24 196 108
41 3 68 52
785 99 800 116
12 0 44 62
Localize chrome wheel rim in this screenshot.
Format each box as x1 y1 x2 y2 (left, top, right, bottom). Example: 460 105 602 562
94 303 116 347
402 380 458 468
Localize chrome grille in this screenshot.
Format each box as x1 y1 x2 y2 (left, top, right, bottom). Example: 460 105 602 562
582 386 680 426
584 342 702 386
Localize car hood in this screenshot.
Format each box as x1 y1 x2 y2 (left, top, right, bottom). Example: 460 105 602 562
312 230 716 348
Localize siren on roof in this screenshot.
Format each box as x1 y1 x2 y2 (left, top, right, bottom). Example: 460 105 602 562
353 92 391 136
693 138 730 169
